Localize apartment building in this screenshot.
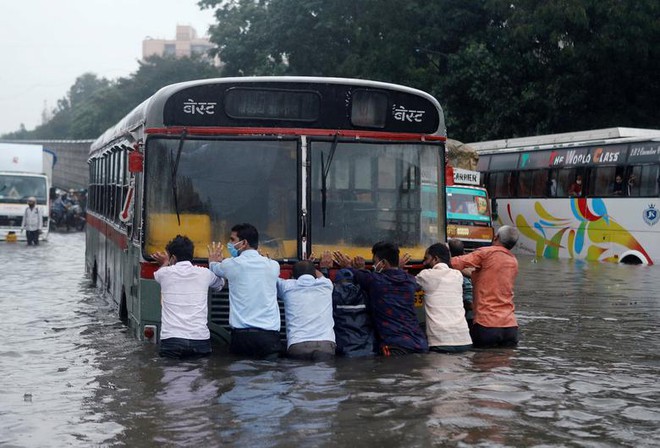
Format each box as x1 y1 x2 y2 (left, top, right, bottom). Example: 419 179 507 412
142 25 218 63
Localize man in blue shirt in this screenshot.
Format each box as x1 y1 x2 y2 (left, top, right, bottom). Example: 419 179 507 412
277 259 335 361
334 241 428 356
208 223 282 359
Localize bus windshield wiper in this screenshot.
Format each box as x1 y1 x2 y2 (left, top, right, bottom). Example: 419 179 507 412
321 134 339 227
170 130 187 226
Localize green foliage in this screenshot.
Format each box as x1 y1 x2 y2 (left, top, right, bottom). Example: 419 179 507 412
200 0 659 141
4 0 658 141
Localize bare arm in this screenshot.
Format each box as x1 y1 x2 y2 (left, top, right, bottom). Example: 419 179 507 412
451 251 483 271
151 251 170 267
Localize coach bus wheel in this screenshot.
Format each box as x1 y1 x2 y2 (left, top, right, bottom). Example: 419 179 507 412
620 254 642 265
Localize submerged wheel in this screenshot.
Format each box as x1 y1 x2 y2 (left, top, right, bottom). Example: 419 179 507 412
119 291 128 325
620 254 643 265
91 262 98 287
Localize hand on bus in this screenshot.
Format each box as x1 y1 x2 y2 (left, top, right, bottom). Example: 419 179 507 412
151 251 170 267
352 256 366 270
207 241 224 263
333 251 352 268
319 251 333 269
399 253 411 268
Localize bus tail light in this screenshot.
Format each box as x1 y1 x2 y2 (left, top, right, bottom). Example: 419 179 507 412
140 262 158 279
143 325 157 343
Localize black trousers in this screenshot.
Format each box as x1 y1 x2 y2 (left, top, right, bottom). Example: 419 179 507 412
26 230 39 245
470 323 519 348
230 328 282 359
159 337 212 359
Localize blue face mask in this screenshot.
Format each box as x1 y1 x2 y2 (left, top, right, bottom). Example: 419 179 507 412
227 242 239 258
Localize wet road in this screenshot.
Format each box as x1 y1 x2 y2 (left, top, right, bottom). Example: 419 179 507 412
1 232 659 447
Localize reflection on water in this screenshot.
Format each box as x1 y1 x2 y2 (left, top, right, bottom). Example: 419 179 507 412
1 233 659 446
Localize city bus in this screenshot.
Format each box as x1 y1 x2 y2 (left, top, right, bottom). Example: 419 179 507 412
85 77 447 342
473 127 660 265
0 143 54 241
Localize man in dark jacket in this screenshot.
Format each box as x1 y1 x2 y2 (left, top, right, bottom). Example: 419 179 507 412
334 241 428 356
332 269 376 357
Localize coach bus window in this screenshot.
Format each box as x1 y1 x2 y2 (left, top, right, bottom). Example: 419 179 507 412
518 170 547 197
476 155 490 172
488 171 515 198
629 164 660 197
144 138 298 259
590 166 617 197
557 168 585 198
310 141 440 257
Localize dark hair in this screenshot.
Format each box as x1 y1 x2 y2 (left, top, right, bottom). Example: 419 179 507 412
165 235 194 262
292 260 316 279
447 238 465 257
426 243 451 267
231 223 259 249
371 241 399 266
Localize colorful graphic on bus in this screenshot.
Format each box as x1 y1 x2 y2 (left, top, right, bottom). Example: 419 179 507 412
498 197 655 265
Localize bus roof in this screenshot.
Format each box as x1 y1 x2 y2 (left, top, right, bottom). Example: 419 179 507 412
90 76 446 154
469 127 660 154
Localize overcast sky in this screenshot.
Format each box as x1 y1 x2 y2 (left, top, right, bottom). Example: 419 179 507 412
0 0 216 135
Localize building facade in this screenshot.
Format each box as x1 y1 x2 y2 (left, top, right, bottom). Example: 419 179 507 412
142 25 218 63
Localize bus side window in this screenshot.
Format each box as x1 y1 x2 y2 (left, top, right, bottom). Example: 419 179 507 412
545 170 558 197
488 171 516 198
590 166 616 197
530 170 547 197
556 169 574 197
518 171 532 197
630 164 660 197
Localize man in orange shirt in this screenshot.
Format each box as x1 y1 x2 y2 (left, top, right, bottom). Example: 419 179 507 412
450 226 520 348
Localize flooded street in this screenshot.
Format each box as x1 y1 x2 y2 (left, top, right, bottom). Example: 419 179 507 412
1 232 659 447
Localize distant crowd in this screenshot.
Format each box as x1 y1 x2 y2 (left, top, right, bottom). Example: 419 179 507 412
152 223 521 360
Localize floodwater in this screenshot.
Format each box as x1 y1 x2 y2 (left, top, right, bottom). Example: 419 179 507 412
1 233 659 448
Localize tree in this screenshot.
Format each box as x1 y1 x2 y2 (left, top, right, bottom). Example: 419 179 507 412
200 0 659 141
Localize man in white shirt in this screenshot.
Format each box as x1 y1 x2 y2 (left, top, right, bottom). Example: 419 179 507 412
21 196 43 246
208 223 282 359
277 259 335 361
416 243 472 353
152 235 225 359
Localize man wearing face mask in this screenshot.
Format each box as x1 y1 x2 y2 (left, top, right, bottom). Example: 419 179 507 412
21 196 43 246
208 223 282 359
334 241 428 356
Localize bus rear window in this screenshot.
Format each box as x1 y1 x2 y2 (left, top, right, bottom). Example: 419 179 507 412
447 188 490 222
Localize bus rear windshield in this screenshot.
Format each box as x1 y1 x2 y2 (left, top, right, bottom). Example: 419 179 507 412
447 187 490 222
